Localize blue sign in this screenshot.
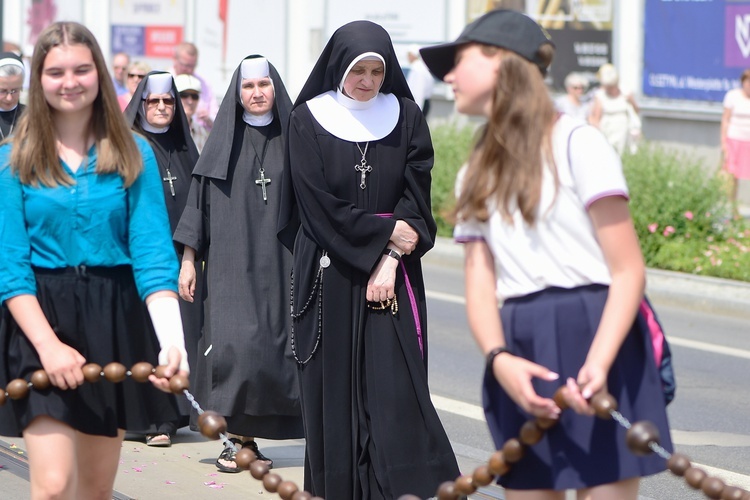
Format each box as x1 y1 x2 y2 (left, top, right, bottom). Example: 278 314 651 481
111 25 145 56
643 0 750 102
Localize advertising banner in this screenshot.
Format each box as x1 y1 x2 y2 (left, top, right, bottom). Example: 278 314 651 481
643 0 750 102
110 0 185 64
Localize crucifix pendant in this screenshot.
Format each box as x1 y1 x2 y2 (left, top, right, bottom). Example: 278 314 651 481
255 169 271 202
163 168 177 197
354 159 372 190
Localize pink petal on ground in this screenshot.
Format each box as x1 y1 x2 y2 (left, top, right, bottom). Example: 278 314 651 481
165 481 175 485
203 481 216 486
132 467 143 472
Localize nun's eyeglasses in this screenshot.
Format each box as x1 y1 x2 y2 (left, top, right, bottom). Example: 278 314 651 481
145 97 175 107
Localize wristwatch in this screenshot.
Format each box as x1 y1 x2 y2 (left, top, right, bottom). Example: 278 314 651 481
383 249 402 261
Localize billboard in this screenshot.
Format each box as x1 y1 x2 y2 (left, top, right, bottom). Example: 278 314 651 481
643 0 750 102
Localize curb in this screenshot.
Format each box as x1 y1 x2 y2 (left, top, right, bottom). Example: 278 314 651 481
425 237 750 320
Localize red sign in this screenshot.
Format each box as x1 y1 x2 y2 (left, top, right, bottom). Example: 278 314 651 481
144 26 183 58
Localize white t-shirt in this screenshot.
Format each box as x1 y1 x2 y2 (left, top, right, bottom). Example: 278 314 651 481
723 88 750 142
406 58 435 111
454 115 628 301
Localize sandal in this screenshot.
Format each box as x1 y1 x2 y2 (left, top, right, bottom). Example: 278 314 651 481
243 440 273 469
215 438 243 473
145 433 172 447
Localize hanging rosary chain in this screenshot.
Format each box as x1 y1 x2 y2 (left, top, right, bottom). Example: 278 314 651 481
289 265 324 365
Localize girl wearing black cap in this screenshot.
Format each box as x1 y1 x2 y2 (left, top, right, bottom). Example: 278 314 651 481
421 9 672 499
0 22 187 499
278 20 459 500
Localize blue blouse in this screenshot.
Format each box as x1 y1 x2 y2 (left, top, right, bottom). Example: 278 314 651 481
0 135 178 304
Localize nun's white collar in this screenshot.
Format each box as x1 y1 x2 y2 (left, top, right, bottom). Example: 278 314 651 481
306 89 399 142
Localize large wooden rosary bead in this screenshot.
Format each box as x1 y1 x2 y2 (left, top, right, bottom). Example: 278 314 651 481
249 460 270 480
684 466 707 489
702 477 725 499
535 416 558 430
6 379 29 400
720 485 746 499
472 465 494 487
291 492 313 500
196 410 227 440
82 363 102 383
102 362 127 383
625 420 659 456
235 447 256 469
502 438 525 463
169 373 189 394
397 495 421 500
30 370 50 391
436 481 459 500
277 480 299 500
0 390 6 406
488 450 509 476
553 386 569 410
261 472 282 493
453 475 477 495
519 420 544 445
130 362 153 383
590 392 617 419
153 365 169 379
667 452 691 476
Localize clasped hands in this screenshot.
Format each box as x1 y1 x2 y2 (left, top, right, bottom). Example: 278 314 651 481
489 353 608 420
366 220 418 304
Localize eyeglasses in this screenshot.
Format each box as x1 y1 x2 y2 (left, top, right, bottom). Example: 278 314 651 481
128 73 145 79
145 97 175 107
0 88 21 97
179 92 200 101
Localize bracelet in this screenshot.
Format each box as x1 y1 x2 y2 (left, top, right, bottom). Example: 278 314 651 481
383 249 402 261
485 346 512 371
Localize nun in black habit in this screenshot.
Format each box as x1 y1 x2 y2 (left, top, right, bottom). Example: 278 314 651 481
0 52 26 140
277 20 460 499
124 71 202 445
173 55 302 471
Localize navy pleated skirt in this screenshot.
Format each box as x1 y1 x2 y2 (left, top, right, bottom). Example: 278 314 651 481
483 284 672 490
0 266 179 437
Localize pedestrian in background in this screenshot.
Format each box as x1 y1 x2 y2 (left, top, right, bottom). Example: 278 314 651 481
175 55 302 473
421 9 672 499
0 21 188 499
721 68 750 204
175 73 210 152
111 51 129 96
589 63 641 155
554 71 590 122
168 42 217 130
278 20 460 499
406 44 435 117
118 60 150 111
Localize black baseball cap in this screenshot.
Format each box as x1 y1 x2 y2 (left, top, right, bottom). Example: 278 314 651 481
420 9 554 80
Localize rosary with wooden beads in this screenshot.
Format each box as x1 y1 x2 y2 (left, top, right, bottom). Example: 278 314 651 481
2 364 746 500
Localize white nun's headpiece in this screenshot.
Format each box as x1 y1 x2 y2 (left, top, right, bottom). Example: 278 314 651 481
239 57 275 127
142 72 175 99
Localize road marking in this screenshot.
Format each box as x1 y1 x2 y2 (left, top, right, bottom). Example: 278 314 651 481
426 290 750 360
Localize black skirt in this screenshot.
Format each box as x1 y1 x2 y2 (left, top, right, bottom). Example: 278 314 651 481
0 266 179 437
483 284 673 490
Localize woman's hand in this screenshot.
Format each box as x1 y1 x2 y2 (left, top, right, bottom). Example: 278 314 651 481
560 363 609 416
178 261 196 302
367 254 398 303
148 346 187 393
492 354 561 419
36 340 86 390
390 220 418 255
178 247 197 302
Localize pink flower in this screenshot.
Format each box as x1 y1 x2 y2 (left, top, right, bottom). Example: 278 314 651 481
648 223 658 233
684 211 694 220
662 226 675 236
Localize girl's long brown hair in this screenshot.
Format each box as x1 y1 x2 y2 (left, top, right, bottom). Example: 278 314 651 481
455 43 556 226
11 22 142 187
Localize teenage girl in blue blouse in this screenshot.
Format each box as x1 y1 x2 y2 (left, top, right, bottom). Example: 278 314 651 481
0 22 188 499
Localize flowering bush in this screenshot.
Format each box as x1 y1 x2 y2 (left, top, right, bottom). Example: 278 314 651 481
623 144 750 280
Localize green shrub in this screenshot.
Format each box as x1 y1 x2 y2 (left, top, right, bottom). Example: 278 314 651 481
429 121 750 282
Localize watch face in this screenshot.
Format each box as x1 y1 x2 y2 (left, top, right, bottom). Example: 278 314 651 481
320 255 331 268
